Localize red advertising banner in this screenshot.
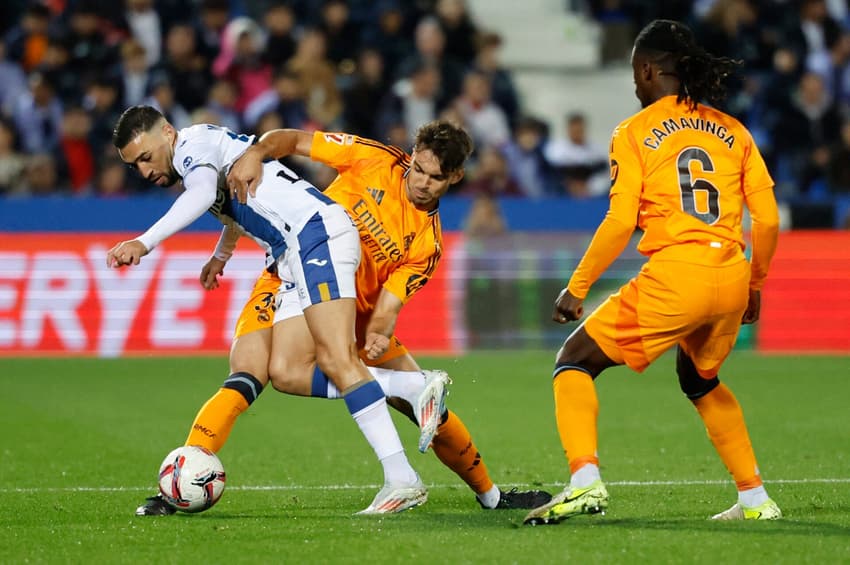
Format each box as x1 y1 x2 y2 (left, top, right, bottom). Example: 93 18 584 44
0 233 462 357
759 231 850 353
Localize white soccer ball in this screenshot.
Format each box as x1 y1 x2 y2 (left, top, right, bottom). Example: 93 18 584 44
158 445 226 513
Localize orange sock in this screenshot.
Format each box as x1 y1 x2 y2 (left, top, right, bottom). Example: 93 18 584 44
431 410 494 495
693 382 762 490
553 369 599 474
184 388 249 452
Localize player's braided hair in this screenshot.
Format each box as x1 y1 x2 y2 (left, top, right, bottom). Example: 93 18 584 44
112 105 165 149
413 120 474 173
634 19 741 111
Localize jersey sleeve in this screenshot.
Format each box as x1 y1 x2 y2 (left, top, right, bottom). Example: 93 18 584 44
310 132 397 173
382 230 441 305
741 130 774 197
606 121 643 225
174 133 222 177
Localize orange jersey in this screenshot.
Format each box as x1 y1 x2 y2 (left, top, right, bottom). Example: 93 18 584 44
568 95 779 298
611 95 773 255
309 132 442 315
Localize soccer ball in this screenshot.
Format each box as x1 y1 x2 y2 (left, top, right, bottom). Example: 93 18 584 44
158 445 226 513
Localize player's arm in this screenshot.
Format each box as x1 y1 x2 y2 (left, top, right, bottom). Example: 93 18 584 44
556 125 640 323
363 289 404 361
227 129 314 200
106 167 217 268
200 224 242 290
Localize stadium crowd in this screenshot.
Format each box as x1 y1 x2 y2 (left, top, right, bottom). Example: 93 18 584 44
0 0 849 216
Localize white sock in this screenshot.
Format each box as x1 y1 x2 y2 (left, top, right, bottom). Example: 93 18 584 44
570 463 601 489
476 484 501 509
322 368 425 403
345 382 418 485
367 367 426 405
738 485 768 508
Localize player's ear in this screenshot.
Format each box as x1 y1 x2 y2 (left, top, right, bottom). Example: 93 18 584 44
162 121 176 143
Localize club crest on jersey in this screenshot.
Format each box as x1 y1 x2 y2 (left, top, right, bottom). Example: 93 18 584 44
183 156 193 168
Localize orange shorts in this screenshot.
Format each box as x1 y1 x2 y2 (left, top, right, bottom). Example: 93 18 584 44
233 269 408 366
583 252 750 378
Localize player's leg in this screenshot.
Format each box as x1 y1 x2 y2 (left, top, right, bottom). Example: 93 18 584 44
136 270 276 516
286 208 424 514
677 264 780 520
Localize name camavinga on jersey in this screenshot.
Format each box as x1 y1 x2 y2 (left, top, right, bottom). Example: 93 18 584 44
643 116 736 150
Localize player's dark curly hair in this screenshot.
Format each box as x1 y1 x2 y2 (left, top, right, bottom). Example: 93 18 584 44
112 105 165 149
634 19 741 111
413 120 474 173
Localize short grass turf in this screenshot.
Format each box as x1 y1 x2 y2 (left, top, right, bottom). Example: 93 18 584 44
1 352 849 564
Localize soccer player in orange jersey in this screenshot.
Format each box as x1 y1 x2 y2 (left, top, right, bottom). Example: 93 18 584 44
135 121 550 516
524 20 781 525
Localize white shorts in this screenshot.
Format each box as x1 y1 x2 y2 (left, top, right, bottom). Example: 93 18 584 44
273 204 360 323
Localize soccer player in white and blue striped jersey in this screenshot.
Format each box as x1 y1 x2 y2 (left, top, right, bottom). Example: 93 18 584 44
107 105 426 514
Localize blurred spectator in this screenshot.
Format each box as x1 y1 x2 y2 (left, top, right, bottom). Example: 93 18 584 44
500 116 551 198
65 2 119 75
285 27 342 128
343 47 389 139
0 41 28 118
396 16 466 108
434 0 479 62
0 118 26 195
463 194 507 237
37 32 79 104
125 0 162 67
154 23 213 112
590 0 634 65
195 0 231 63
12 71 63 154
118 38 151 108
244 67 309 131
143 74 192 130
56 106 95 194
782 0 842 63
806 26 850 109
376 59 441 145
214 17 273 113
361 1 413 77
471 32 520 127
453 69 511 149
253 109 285 137
261 2 297 68
771 71 842 195
204 79 243 132
17 152 64 195
4 2 51 72
94 154 133 197
82 76 122 157
319 0 361 66
826 120 850 193
460 145 523 197
543 112 609 198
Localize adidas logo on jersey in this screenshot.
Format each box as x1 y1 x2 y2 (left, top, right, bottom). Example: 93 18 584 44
367 187 385 205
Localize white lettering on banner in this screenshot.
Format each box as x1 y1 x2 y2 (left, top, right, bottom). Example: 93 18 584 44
88 247 160 358
0 253 27 347
21 253 89 350
150 252 207 348
222 254 267 342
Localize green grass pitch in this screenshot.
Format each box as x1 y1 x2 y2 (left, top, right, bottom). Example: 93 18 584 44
1 352 849 563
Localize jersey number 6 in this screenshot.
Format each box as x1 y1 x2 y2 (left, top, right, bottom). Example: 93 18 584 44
677 147 720 225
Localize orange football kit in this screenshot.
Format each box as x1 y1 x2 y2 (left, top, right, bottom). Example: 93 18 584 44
569 95 778 377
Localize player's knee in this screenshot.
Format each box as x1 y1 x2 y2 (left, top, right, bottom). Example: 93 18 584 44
676 347 719 400
268 356 311 394
313 344 359 382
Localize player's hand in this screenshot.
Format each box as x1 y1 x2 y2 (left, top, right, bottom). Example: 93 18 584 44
227 146 264 204
106 240 148 268
553 287 583 323
742 289 761 324
200 258 227 290
363 332 390 360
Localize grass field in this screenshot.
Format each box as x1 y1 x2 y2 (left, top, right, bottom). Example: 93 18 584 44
2 352 849 564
